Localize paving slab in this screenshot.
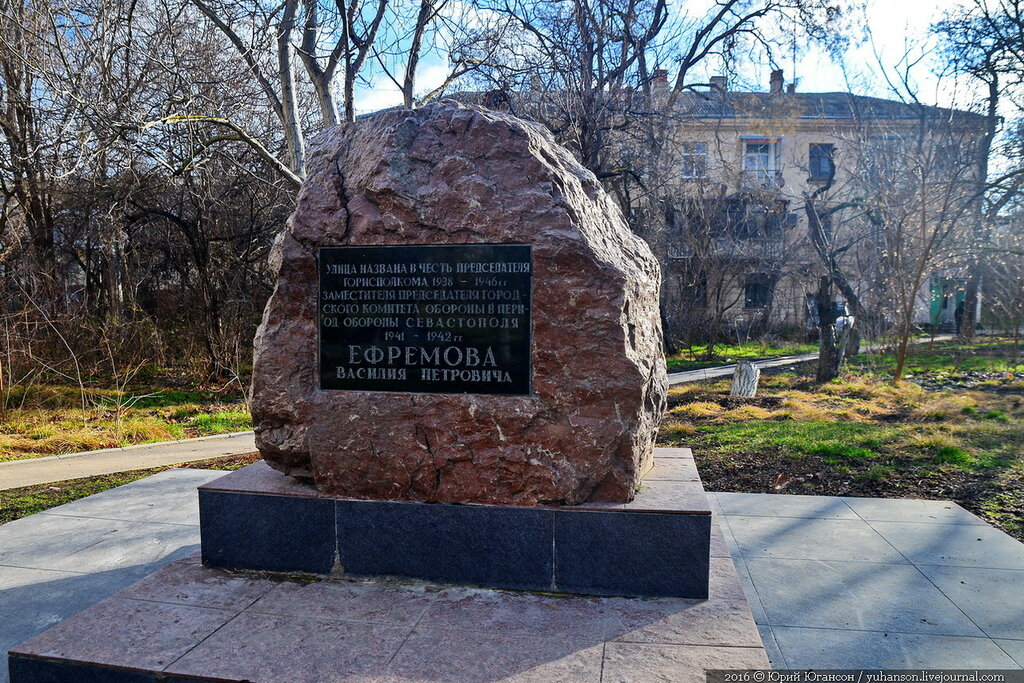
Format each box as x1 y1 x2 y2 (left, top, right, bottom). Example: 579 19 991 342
843 497 987 525
917 565 1024 639
0 567 130 661
16 596 237 671
726 514 908 563
713 492 1024 672
745 557 985 636
387 630 605 682
604 596 763 647
166 611 411 682
868 519 1024 569
709 522 732 558
601 643 769 682
0 514 199 576
248 579 437 626
731 558 768 625
757 624 788 668
713 492 859 519
770 626 1020 668
6 470 1024 679
0 469 225 683
38 469 219 526
415 588 609 640
997 639 1024 668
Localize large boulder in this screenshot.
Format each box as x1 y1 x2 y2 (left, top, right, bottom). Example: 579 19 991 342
252 101 667 505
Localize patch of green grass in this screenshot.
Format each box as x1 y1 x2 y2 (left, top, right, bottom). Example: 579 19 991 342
979 491 1024 536
660 343 1024 539
859 465 894 482
692 421 890 460
853 337 1024 376
931 445 974 467
189 410 251 434
809 443 877 459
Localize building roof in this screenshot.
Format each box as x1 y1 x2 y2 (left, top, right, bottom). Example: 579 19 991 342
447 87 985 129
670 90 983 125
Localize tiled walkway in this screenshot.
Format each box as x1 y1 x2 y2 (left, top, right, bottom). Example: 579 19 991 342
1 470 1022 681
712 492 1024 668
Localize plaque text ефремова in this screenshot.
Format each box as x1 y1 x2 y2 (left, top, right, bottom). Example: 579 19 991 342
318 244 531 395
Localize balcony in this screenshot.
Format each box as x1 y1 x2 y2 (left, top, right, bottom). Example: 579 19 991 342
741 170 784 192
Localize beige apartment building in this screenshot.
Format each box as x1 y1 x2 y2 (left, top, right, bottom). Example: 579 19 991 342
644 69 985 344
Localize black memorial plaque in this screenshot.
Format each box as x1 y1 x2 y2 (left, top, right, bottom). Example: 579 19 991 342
319 244 531 395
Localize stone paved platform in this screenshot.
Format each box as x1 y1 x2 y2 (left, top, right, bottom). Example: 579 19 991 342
8 550 766 681
3 467 1023 680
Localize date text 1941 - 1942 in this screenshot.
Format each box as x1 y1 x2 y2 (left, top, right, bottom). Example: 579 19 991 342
318 244 532 395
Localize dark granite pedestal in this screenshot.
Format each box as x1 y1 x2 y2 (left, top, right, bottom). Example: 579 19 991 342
199 447 711 599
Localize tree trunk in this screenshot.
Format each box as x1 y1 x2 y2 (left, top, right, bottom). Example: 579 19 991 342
815 277 841 382
960 275 979 342
402 0 433 108
892 312 914 381
277 0 306 173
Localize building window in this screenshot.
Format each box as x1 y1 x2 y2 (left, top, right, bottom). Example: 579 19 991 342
743 142 774 172
742 138 781 189
681 143 708 178
744 275 773 309
808 143 835 181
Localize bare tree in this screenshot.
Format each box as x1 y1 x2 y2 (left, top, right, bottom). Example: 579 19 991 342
935 0 1024 341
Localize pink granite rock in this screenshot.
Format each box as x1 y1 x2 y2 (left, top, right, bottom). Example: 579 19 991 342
252 100 666 505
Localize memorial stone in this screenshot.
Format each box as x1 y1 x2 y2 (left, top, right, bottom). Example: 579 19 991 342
252 100 667 505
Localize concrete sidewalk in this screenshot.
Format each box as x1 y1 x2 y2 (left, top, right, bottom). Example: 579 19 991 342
667 352 819 384
713 491 1024 668
666 335 955 386
2 469 1021 680
0 431 256 491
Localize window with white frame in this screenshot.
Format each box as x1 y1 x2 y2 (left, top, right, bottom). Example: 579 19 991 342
743 139 781 170
681 142 708 178
742 137 781 188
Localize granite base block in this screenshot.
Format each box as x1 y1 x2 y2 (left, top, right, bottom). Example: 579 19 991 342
199 491 334 574
8 657 157 683
199 451 711 598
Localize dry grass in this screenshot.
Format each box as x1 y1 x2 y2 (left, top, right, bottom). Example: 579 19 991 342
0 384 250 462
659 366 1024 538
660 370 1024 477
669 401 725 419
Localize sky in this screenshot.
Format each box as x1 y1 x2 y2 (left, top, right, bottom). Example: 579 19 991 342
356 0 975 115
787 0 971 105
